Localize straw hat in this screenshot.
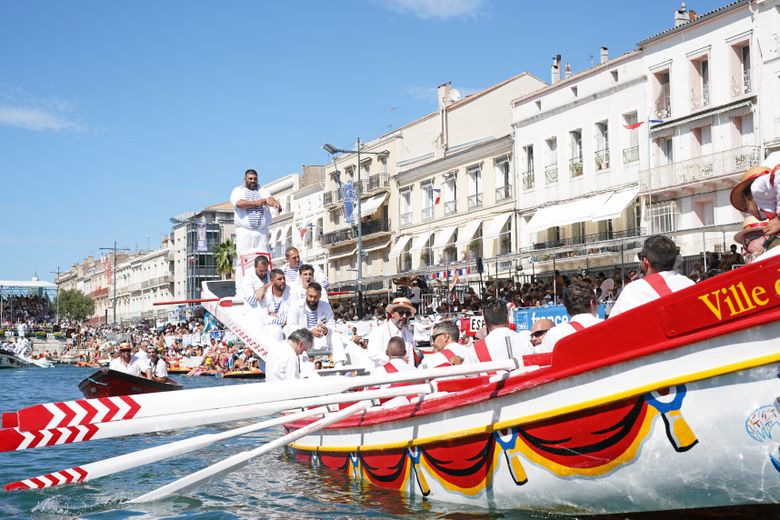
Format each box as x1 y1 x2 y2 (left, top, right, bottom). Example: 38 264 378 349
385 297 417 315
733 216 768 244
730 151 780 212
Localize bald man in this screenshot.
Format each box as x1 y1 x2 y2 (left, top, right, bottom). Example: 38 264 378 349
529 318 555 351
372 337 415 375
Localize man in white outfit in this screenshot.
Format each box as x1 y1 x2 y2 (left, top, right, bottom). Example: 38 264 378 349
608 235 695 318
463 301 530 365
259 268 293 339
539 283 603 353
109 342 143 377
265 329 314 382
230 169 281 281
285 282 335 352
419 320 467 369
367 297 416 368
280 246 329 290
289 264 328 304
237 255 271 317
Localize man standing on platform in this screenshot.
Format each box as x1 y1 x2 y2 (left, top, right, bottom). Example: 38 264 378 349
608 235 695 318
280 246 328 289
230 169 281 281
367 297 416 368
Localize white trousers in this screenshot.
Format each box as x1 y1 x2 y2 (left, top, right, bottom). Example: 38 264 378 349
235 227 269 285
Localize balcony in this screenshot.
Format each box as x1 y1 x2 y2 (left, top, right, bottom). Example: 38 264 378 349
467 194 483 210
743 69 751 94
495 185 512 202
655 94 671 119
362 172 389 192
444 200 457 215
623 146 639 164
399 212 412 228
529 227 644 252
421 207 434 223
544 164 558 184
691 84 710 109
521 170 535 191
638 145 760 193
594 149 610 171
322 217 391 246
569 157 583 178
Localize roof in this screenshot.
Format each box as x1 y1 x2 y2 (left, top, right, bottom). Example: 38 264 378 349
0 280 57 289
202 201 232 212
638 0 748 47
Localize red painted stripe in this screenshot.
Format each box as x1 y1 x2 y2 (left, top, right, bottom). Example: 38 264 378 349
29 477 45 489
16 404 53 432
0 429 25 452
62 470 74 483
54 402 77 428
83 424 98 441
29 430 44 448
1 412 18 429
72 466 88 482
118 396 141 419
5 481 31 491
99 398 120 422
43 474 59 487
78 400 99 426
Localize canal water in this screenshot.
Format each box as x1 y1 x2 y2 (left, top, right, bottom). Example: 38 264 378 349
0 365 563 519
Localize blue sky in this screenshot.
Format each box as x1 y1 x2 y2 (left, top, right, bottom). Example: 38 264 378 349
0 0 728 281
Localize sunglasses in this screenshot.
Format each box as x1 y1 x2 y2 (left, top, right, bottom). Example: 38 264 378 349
636 252 646 261
741 232 764 249
531 329 551 338
395 310 412 316
431 332 445 341
120 349 132 353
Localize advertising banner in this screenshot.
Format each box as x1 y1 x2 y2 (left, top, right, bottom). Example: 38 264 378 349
514 304 606 331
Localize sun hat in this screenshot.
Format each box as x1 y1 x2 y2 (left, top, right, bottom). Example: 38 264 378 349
734 216 769 244
730 152 780 212
385 297 416 316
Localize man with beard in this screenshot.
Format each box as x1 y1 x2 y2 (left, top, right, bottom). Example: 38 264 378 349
367 297 416 368
608 235 695 318
280 246 329 289
230 169 282 280
238 254 271 317
259 268 293 338
290 263 328 303
285 282 335 351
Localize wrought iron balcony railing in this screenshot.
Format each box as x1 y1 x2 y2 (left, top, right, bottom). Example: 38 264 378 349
444 200 457 215
623 146 639 164
638 145 760 192
522 170 535 191
421 207 434 223
467 194 483 209
594 149 610 171
400 212 413 228
495 185 512 201
569 157 583 178
322 218 391 246
544 163 558 184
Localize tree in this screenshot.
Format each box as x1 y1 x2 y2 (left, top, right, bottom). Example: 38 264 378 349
56 289 95 322
215 238 237 279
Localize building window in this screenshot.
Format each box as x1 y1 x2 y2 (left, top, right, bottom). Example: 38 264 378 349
421 181 434 222
495 156 512 201
467 166 482 209
731 42 751 96
622 112 639 164
521 145 534 191
651 200 679 233
594 121 610 171
444 174 457 215
693 197 715 227
569 129 583 177
653 70 671 119
545 137 558 184
690 56 710 109
399 188 412 227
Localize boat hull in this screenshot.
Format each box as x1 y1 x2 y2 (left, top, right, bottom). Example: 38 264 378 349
78 369 183 398
0 350 29 369
286 314 780 515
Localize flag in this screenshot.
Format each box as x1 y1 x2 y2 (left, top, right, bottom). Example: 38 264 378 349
342 180 356 224
299 226 308 240
204 311 219 332
433 188 441 205
624 119 664 130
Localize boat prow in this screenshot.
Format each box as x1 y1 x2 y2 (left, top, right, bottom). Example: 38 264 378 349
78 369 183 398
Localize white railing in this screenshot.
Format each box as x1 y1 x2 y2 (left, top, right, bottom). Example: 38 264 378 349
639 145 760 192
400 212 412 227
421 207 434 222
467 194 483 209
444 200 457 215
544 164 558 184
521 170 534 191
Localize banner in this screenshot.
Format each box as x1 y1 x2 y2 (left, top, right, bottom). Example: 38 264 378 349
342 181 356 224
514 304 606 331
196 223 208 252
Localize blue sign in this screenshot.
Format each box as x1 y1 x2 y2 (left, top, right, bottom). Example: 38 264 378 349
514 304 606 331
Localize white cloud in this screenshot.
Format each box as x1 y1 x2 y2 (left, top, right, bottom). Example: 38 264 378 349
379 0 488 20
0 85 86 132
0 106 83 132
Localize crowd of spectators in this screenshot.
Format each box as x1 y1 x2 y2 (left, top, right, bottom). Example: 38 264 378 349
0 295 55 328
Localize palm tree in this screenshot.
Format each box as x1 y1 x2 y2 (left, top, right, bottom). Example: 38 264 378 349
214 239 237 279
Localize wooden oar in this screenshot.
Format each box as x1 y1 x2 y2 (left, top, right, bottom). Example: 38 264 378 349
2 359 516 432
128 399 374 503
4 384 432 490
0 383 434 453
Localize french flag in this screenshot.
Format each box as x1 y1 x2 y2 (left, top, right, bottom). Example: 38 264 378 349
433 188 441 205
623 119 664 130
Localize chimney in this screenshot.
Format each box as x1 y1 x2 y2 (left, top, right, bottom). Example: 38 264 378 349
564 63 572 79
674 2 690 27
437 82 452 111
600 47 608 64
551 55 561 84
689 9 697 21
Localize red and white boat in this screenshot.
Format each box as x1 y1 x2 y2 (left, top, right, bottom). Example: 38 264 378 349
269 256 780 516
78 369 183 398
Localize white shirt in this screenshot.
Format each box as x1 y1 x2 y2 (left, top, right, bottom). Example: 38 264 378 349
608 271 696 318
259 286 293 326
412 316 433 343
343 342 373 371
367 320 416 367
284 300 335 351
110 356 143 377
750 151 780 216
145 357 168 379
463 327 531 365
419 342 468 370
371 357 415 375
281 262 329 290
538 313 603 353
265 341 301 382
230 185 273 232
238 270 269 306
289 282 329 305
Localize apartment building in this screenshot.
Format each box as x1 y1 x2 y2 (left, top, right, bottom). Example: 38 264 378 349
637 0 768 256
512 50 647 272
112 239 174 323
265 173 300 266
292 165 327 276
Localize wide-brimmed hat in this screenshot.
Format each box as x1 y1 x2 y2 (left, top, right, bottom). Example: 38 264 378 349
730 152 780 212
385 297 416 316
734 216 769 244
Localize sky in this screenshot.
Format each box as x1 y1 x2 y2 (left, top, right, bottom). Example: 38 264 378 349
0 0 729 282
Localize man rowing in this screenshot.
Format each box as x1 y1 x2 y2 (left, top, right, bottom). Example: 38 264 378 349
464 301 530 365
109 342 143 377
538 283 602 352
419 320 466 369
372 337 415 375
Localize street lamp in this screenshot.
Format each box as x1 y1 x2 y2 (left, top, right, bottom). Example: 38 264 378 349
322 139 388 319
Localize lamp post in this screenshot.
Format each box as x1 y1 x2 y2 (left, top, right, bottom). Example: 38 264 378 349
323 139 388 319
